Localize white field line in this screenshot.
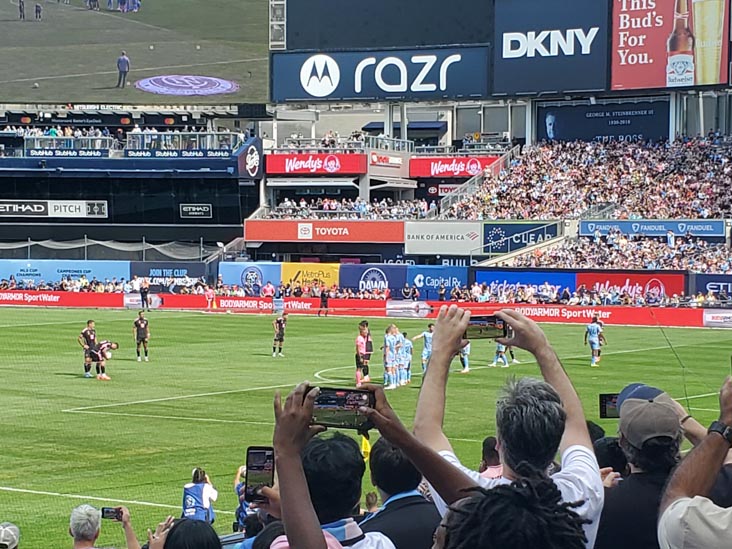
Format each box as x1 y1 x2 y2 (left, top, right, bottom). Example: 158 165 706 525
65 409 275 426
0 486 234 515
63 383 295 412
0 313 194 329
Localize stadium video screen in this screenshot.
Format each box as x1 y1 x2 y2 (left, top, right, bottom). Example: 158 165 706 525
285 0 493 51
0 0 267 104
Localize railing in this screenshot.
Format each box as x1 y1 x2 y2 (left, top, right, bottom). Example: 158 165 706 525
365 135 414 153
429 144 520 219
269 139 365 154
262 206 428 220
125 131 245 151
24 136 117 152
579 202 617 220
414 143 512 155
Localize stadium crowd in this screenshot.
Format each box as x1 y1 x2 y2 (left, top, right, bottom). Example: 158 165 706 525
11 307 732 549
513 233 732 273
264 197 436 220
442 139 732 220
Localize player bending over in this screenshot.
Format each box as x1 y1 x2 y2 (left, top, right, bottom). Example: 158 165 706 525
89 340 119 381
489 341 509 368
272 312 288 357
412 323 434 372
133 311 150 362
585 315 607 368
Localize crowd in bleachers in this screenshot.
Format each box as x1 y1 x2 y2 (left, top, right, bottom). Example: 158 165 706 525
513 232 732 273
441 139 732 220
264 197 436 220
8 306 732 549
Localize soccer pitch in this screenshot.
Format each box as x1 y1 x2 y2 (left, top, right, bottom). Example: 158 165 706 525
0 0 268 104
1 307 731 547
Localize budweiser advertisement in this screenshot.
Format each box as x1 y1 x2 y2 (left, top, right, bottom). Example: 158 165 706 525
575 271 687 299
410 156 499 178
244 220 405 243
611 0 730 90
265 153 368 175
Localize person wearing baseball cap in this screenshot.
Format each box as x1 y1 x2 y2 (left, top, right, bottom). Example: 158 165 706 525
659 377 732 549
595 383 682 549
0 523 19 549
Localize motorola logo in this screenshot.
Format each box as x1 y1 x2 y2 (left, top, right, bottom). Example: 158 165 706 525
300 54 340 97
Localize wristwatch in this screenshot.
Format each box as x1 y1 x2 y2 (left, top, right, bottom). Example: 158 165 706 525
708 421 732 445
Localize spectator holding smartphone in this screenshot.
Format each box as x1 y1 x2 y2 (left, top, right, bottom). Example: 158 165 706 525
182 468 218 523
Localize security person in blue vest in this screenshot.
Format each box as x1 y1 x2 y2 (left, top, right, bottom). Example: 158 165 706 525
182 467 218 523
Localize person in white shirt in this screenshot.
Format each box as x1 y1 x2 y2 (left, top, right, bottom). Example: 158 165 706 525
412 306 604 548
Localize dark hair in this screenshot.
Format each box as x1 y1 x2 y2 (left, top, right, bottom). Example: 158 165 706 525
586 421 606 443
251 521 285 549
164 519 222 549
302 433 365 524
402 331 408 338
442 466 588 549
359 320 369 327
428 323 434 328
593 437 629 476
481 436 500 466
243 514 264 539
620 435 680 474
370 437 422 496
496 377 566 472
87 319 94 325
192 468 206 483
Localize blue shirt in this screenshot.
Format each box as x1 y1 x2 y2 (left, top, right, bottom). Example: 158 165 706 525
182 483 215 523
403 339 413 356
117 55 130 72
421 331 433 353
586 323 602 340
385 334 397 359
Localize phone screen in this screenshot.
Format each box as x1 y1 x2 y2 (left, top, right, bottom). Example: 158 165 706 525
464 315 507 339
599 393 621 419
312 387 375 430
101 507 120 520
245 447 275 503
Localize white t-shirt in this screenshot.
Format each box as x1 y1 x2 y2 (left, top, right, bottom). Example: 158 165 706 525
658 496 732 549
202 483 218 508
431 445 604 548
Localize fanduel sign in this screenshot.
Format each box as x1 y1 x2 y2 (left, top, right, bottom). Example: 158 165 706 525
579 219 726 238
502 28 599 58
493 0 609 95
271 47 490 102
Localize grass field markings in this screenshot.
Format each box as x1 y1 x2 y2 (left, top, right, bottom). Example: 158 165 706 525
0 313 194 329
62 382 295 413
64 409 276 426
0 56 267 85
688 407 719 413
0 486 235 515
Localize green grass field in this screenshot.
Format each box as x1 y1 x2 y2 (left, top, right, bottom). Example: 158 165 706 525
1 307 731 547
0 0 267 104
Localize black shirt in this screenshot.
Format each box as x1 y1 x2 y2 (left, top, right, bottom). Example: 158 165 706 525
275 317 286 333
360 494 440 549
134 318 149 337
80 327 96 348
595 471 670 549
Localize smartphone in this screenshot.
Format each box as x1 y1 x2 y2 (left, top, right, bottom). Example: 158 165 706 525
312 387 376 431
464 315 508 339
101 507 121 521
599 393 620 419
244 446 275 503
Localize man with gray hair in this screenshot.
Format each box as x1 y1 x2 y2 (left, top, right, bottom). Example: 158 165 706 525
69 505 101 549
413 306 603 548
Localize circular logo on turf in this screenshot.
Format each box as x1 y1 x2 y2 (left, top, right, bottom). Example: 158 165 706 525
135 75 240 96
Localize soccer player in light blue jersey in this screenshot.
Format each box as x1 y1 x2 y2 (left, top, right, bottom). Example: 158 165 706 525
459 342 471 373
402 332 414 384
584 316 607 367
489 342 509 368
395 327 408 387
412 323 434 372
383 325 399 390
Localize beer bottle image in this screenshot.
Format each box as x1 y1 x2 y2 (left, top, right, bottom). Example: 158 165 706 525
692 0 725 85
667 0 695 87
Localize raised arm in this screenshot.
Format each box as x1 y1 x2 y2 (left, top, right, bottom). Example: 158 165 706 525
363 385 478 506
497 310 592 452
413 305 470 453
660 377 732 514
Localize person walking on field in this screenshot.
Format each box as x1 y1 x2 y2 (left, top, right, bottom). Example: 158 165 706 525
116 51 130 88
